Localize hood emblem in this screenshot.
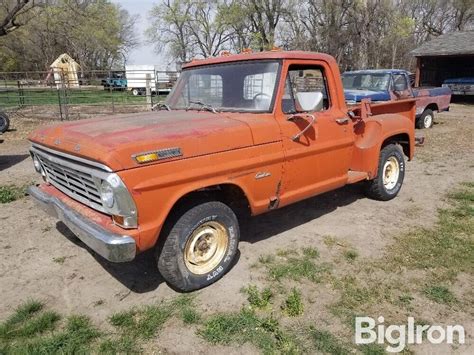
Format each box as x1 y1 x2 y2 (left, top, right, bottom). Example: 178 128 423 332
74 144 81 152
133 147 182 164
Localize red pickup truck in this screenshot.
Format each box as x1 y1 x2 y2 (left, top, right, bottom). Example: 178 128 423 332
28 51 416 291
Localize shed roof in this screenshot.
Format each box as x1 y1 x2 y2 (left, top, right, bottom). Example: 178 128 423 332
411 31 474 57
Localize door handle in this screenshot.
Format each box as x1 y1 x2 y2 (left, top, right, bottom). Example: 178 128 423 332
289 114 316 141
335 117 349 124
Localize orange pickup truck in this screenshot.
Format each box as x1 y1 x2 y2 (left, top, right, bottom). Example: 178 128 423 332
28 51 416 291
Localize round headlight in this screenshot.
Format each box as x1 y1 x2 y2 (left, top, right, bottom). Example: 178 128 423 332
100 180 115 208
33 155 42 173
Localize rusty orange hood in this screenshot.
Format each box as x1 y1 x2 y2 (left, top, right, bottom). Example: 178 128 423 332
29 110 256 171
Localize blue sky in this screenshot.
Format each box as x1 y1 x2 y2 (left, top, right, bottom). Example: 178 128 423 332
112 0 170 68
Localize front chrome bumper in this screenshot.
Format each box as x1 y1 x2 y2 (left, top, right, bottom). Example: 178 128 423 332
28 185 136 263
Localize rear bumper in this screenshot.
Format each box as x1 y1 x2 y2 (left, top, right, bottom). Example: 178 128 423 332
28 185 136 262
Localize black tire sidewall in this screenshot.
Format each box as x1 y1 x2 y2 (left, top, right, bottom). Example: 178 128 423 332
0 113 9 133
160 202 239 291
377 145 405 198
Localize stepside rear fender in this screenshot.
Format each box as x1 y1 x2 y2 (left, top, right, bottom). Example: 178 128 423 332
350 99 415 178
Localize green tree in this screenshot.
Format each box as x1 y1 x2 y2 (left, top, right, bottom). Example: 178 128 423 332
0 0 137 71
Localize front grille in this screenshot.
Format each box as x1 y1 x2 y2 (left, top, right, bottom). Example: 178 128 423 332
32 146 108 213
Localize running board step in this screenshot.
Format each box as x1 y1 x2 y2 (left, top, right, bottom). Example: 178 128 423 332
347 171 369 184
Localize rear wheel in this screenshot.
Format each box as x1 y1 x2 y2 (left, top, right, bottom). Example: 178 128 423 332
364 144 405 201
416 109 434 129
131 88 139 96
0 112 10 133
156 201 240 291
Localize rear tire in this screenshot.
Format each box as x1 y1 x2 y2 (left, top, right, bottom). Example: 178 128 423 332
131 88 139 96
0 112 10 133
416 109 434 129
364 144 405 201
156 201 240 291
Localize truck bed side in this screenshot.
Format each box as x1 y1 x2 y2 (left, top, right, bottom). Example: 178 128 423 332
412 86 451 114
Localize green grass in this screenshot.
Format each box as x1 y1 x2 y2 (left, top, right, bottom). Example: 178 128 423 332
309 327 350 355
0 185 28 203
109 304 173 339
343 249 358 262
384 183 473 282
242 285 273 309
259 247 331 283
0 303 99 354
52 256 67 264
98 335 138 354
0 300 43 328
181 308 201 324
173 294 201 324
423 285 457 305
1 295 200 354
302 247 319 259
328 182 473 325
282 288 304 317
360 343 386 354
198 308 300 353
0 88 149 108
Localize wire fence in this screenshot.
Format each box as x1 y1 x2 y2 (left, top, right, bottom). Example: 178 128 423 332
0 69 179 121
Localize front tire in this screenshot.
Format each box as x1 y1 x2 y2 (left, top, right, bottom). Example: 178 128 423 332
364 144 405 201
156 201 240 291
416 109 434 129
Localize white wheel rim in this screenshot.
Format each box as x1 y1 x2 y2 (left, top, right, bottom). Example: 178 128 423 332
424 114 433 128
383 156 400 190
184 221 229 275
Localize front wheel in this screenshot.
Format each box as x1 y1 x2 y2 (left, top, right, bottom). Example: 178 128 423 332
364 144 405 201
156 201 240 291
416 109 434 129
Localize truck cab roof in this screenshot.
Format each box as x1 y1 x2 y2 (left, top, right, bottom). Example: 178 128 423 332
183 50 338 68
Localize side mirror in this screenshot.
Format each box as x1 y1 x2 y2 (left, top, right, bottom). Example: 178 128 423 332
295 92 323 112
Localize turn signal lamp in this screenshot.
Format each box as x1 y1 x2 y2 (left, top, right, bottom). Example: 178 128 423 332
134 152 159 163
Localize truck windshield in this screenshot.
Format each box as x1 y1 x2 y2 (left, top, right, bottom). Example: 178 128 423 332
166 61 280 113
342 73 390 92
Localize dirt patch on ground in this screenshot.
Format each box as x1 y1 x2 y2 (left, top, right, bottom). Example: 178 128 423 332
0 103 473 353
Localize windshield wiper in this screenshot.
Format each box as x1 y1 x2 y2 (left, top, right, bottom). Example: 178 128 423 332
152 102 171 111
186 100 218 113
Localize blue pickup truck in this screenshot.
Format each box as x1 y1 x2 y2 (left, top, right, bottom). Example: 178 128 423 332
442 77 474 96
342 69 452 129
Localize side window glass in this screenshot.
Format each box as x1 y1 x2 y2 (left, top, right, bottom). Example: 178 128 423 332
282 66 330 114
392 74 408 91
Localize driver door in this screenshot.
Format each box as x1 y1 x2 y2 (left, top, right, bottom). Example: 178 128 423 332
276 61 354 206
